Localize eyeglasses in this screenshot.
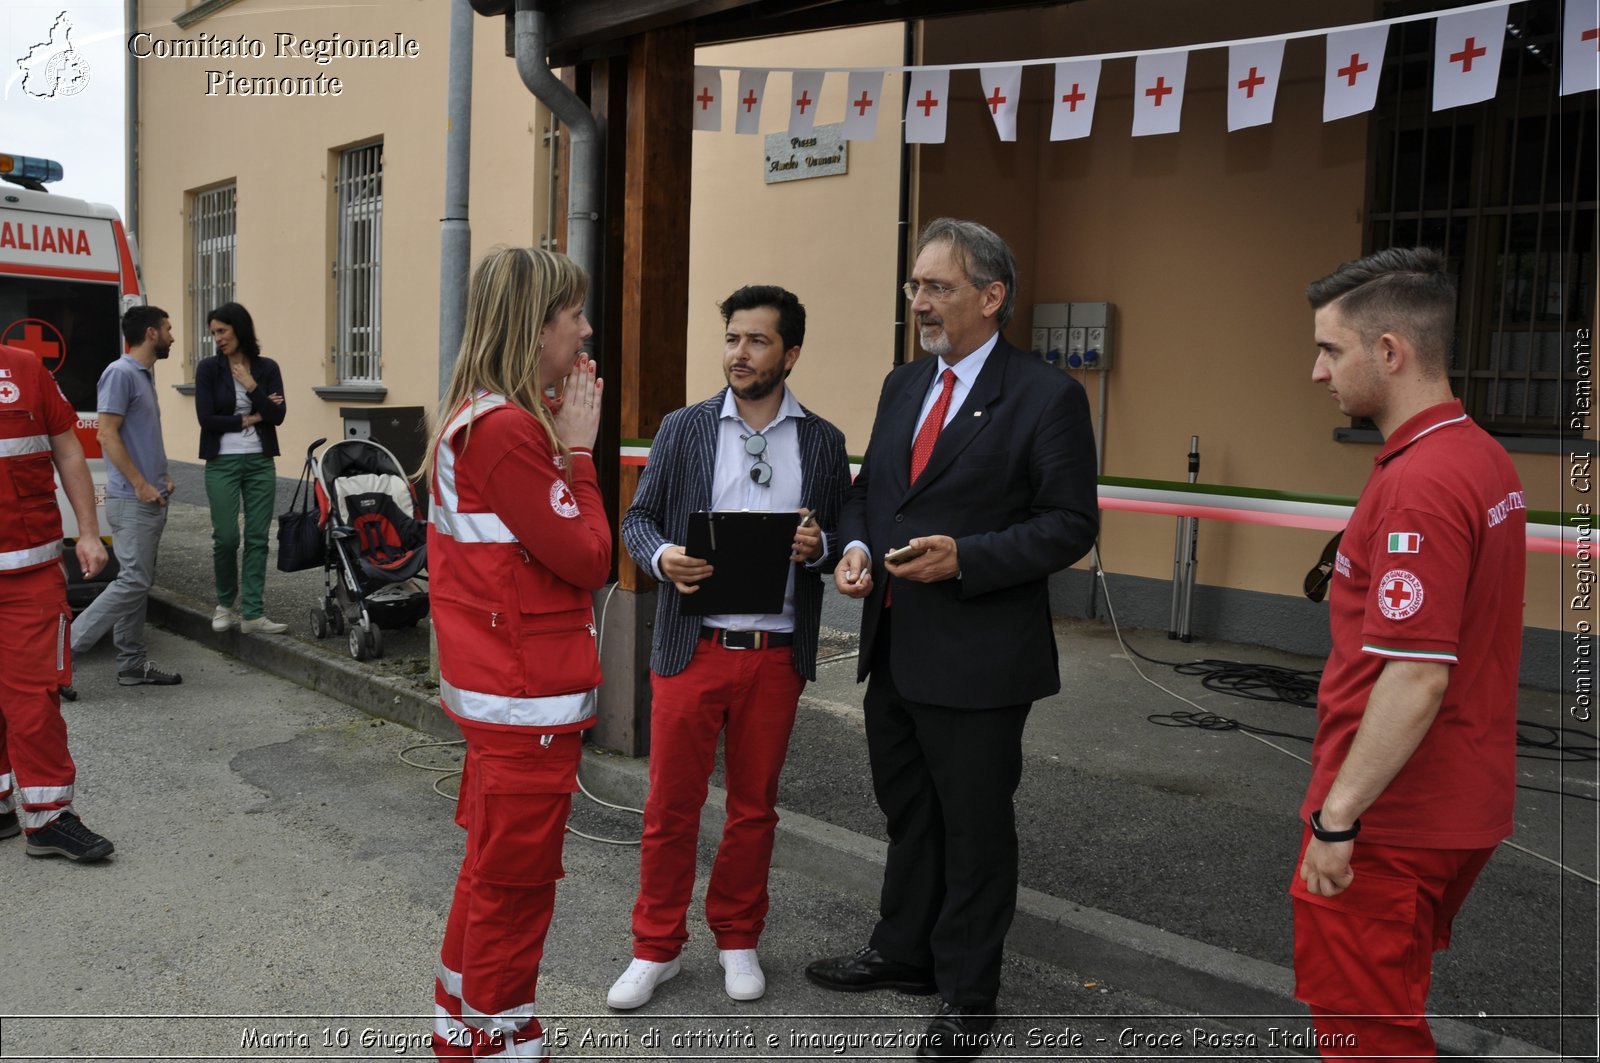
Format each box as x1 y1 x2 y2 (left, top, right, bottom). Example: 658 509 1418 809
745 432 772 486
901 281 978 302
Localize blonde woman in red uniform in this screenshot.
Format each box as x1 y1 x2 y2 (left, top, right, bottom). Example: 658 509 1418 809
423 247 607 1060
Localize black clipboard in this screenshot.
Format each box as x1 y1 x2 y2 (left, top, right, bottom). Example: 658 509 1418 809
680 510 796 616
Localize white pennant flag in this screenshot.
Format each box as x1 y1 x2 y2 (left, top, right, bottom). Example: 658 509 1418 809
734 70 769 135
1227 40 1285 131
842 71 884 141
978 65 1023 142
1132 52 1188 136
905 69 951 144
1050 60 1101 140
788 71 824 136
1433 6 1507 110
1561 0 1600 96
692 67 722 132
1323 25 1388 122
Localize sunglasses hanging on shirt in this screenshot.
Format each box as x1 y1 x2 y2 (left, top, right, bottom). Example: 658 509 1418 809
745 432 772 486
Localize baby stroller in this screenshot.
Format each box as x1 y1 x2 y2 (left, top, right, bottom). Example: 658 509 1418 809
306 437 429 660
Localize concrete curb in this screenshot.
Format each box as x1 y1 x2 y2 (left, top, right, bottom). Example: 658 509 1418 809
146 587 1555 1061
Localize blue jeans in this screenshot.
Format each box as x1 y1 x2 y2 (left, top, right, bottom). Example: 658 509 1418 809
70 497 167 671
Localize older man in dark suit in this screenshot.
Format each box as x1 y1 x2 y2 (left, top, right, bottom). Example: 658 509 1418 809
609 285 850 1012
806 219 1099 1060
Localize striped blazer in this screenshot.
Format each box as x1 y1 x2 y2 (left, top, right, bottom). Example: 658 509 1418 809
621 388 851 680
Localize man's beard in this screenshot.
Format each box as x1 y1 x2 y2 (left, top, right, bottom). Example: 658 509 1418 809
727 365 783 402
155 342 172 360
918 319 951 357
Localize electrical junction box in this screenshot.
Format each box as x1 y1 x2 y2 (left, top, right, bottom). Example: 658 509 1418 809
1029 302 1069 367
1067 302 1114 371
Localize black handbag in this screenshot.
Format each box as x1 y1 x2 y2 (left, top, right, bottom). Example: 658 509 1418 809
276 453 325 572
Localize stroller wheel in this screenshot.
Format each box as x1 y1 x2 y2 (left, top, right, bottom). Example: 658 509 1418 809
328 606 346 635
366 623 383 659
309 610 328 639
349 624 368 661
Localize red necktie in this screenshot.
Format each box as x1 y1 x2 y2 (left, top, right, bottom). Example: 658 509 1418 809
910 368 956 484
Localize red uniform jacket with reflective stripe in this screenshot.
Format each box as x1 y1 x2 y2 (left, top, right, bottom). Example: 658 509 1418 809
0 344 73 574
427 393 611 733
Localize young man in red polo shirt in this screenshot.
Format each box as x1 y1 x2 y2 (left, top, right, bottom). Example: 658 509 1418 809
1294 247 1525 1060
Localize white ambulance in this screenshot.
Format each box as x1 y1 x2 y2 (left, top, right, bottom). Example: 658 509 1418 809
0 150 146 608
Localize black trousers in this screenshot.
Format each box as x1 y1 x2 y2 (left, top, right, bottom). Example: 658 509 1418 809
863 615 1031 1006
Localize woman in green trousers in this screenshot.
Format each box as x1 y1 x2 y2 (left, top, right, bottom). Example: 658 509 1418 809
194 302 289 634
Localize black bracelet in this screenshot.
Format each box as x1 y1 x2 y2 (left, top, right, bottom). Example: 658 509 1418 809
1309 809 1360 843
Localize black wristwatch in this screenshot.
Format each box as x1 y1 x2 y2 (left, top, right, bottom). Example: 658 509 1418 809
1309 809 1360 843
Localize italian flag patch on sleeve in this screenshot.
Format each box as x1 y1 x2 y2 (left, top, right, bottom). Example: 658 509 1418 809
1387 532 1422 553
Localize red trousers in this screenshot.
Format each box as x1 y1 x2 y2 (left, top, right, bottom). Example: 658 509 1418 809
1291 826 1495 1061
631 639 805 961
433 722 582 1060
0 565 75 832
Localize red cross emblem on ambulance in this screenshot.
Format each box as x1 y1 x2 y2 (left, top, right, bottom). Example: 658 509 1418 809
1377 569 1424 620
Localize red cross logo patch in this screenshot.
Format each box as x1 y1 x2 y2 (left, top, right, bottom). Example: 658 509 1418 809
0 381 20 404
549 478 579 519
1377 569 1424 620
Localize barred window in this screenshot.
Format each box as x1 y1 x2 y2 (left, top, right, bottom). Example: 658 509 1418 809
189 183 236 377
334 142 383 385
1366 0 1596 439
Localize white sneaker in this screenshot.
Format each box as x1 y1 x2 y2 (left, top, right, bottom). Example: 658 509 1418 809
606 957 680 1010
239 616 289 634
718 948 766 1001
211 606 239 632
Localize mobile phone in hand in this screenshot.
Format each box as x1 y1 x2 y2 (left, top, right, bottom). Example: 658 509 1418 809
884 543 927 565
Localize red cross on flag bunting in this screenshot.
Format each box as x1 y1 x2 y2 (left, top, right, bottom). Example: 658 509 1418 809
1050 59 1101 140
842 71 884 141
905 68 951 144
735 69 769 135
788 71 824 136
978 65 1023 142
1132 51 1188 136
1562 0 1600 96
1227 40 1285 131
1433 6 1507 111
693 66 722 132
1322 25 1388 121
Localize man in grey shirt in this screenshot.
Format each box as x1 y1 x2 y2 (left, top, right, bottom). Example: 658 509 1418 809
70 305 182 686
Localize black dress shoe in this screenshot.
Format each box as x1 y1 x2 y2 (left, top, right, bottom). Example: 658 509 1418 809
804 945 938 994
916 1000 999 1060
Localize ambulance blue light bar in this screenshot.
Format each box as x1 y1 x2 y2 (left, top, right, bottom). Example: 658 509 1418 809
0 152 65 183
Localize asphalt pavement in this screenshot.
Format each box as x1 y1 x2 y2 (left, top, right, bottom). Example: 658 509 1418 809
4 462 1591 1061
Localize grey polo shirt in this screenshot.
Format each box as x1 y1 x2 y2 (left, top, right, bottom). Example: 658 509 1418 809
97 354 169 499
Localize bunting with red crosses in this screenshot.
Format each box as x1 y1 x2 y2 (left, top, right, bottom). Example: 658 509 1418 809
690 1 1590 146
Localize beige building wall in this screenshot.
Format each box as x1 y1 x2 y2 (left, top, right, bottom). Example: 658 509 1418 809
132 1 1574 638
920 1 1569 633
689 26 906 446
136 0 555 476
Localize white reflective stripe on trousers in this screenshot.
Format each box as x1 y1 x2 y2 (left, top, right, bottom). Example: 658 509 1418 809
18 784 72 806
21 807 68 830
0 434 49 457
440 678 596 728
0 540 62 572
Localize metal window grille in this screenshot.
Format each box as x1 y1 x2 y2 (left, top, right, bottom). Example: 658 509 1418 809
1366 0 1595 437
334 142 383 384
189 183 236 377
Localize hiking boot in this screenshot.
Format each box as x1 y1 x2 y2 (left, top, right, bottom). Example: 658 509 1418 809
0 810 19 839
212 605 239 632
118 660 182 686
25 812 114 862
240 616 288 634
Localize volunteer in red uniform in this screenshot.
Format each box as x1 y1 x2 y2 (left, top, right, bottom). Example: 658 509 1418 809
0 342 112 862
1294 247 1525 1061
423 247 608 1060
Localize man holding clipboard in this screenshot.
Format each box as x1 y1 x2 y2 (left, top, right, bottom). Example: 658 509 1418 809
609 285 850 1010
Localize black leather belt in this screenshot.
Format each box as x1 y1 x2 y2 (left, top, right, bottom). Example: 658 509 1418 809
700 626 794 650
